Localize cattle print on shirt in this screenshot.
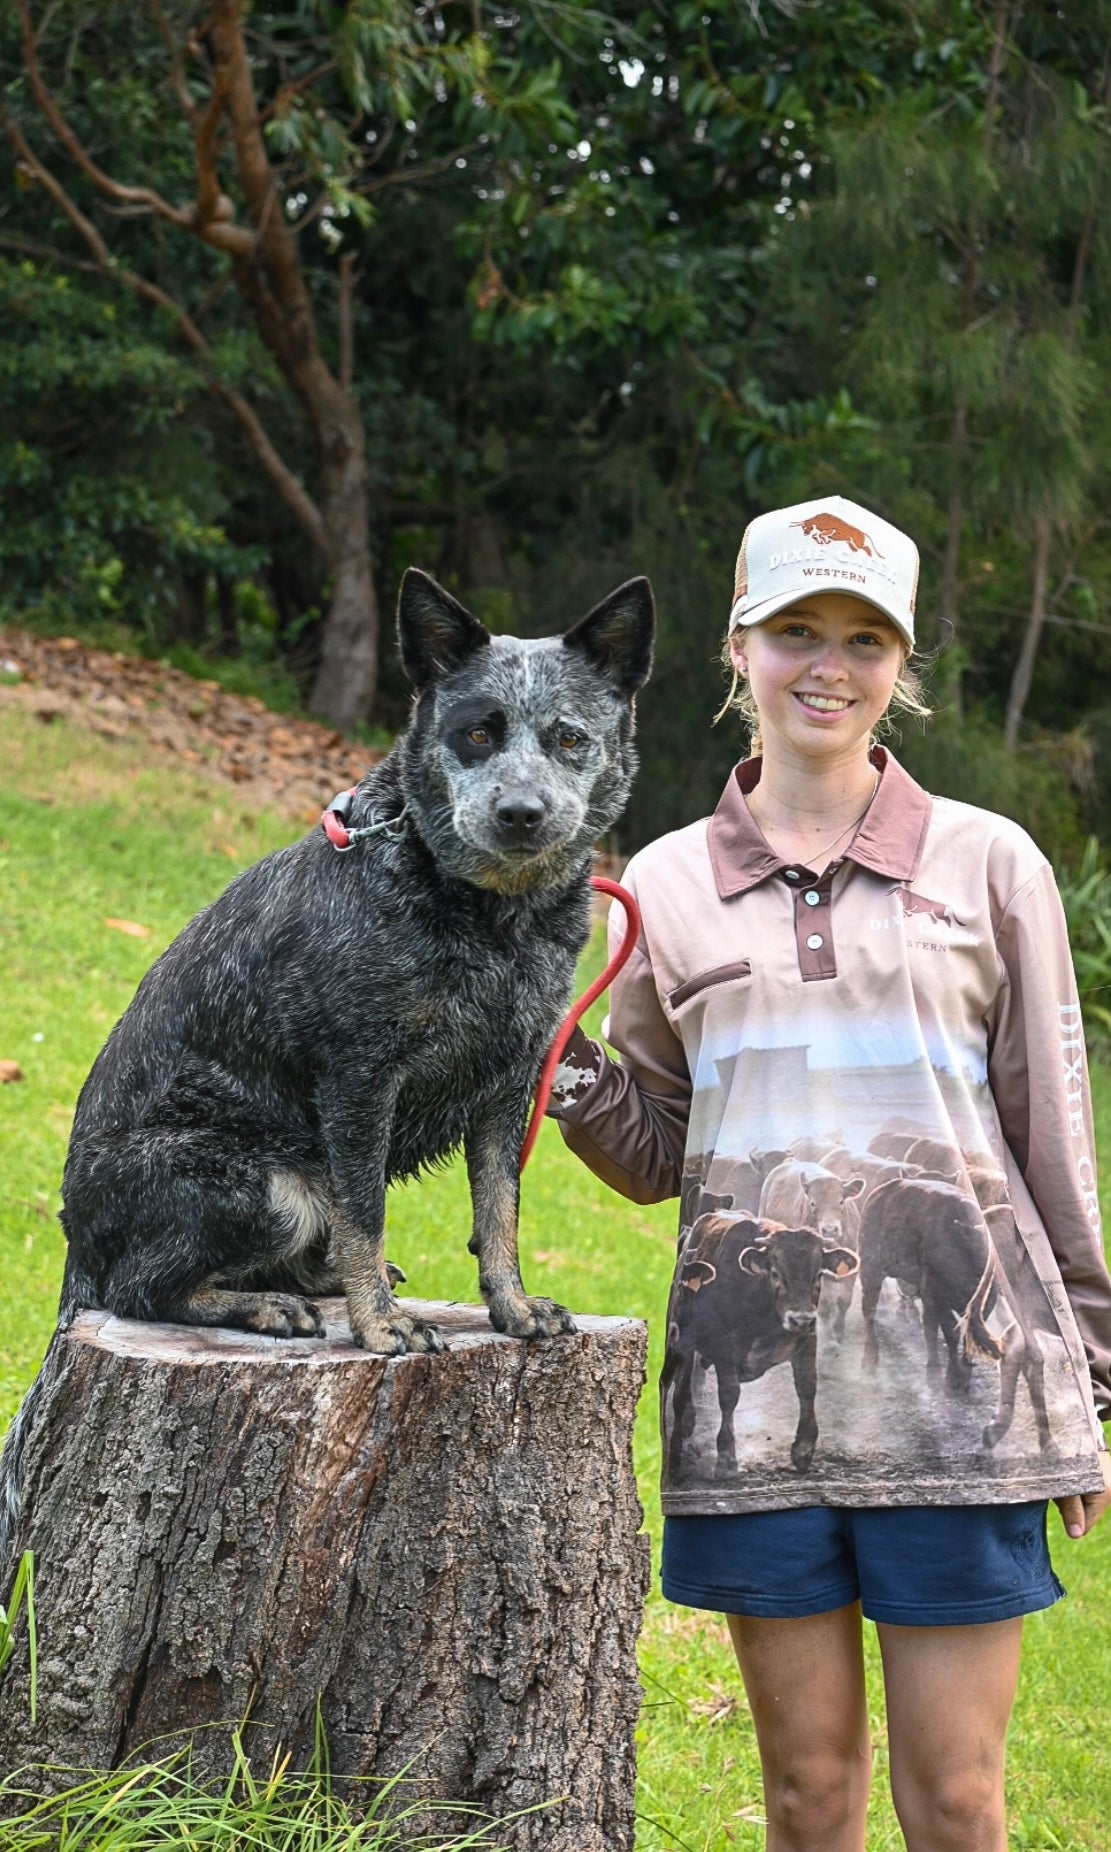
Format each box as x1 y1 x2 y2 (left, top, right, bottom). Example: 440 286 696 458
557 751 1111 1517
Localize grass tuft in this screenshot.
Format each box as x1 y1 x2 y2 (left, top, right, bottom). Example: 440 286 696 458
0 1721 518 1849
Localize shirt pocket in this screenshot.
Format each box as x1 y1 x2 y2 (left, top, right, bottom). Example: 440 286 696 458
668 960 753 1011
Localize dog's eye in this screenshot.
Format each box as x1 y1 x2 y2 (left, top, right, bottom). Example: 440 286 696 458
558 729 582 751
466 726 491 746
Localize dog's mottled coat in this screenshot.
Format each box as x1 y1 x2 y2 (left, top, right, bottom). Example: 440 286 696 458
0 569 654 1560
59 568 655 1354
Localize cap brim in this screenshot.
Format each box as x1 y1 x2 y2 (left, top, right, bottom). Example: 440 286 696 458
729 582 914 650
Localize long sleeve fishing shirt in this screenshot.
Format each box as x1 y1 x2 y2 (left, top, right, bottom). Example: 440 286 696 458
554 749 1111 1513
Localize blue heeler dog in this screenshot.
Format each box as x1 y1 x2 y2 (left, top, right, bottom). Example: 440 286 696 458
0 569 653 1558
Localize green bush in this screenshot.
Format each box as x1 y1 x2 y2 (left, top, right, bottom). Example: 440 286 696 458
897 707 1089 864
1055 837 1111 1058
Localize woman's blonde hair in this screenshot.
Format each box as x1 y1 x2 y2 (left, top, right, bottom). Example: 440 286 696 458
713 628 933 749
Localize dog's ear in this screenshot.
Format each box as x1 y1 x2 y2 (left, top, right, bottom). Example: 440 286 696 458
562 577 655 697
397 569 491 690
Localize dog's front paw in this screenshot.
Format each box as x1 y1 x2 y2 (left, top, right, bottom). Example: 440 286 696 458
488 1295 577 1340
349 1305 446 1356
246 1293 325 1339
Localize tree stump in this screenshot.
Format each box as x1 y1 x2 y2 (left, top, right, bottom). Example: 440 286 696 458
0 1300 650 1849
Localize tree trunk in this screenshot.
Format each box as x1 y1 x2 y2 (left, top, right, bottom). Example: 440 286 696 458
936 408 967 721
309 388 380 731
1004 511 1051 749
0 1300 649 1850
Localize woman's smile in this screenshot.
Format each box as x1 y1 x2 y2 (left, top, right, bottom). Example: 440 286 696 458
792 690 856 716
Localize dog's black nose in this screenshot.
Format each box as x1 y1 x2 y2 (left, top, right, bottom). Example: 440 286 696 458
495 797 545 843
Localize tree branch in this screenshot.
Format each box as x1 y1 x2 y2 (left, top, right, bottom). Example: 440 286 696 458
0 230 105 274
208 0 307 288
18 0 255 256
0 100 328 559
338 250 356 391
351 141 481 197
149 0 198 123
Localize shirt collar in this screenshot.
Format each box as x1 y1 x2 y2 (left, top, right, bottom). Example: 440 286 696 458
707 746 932 900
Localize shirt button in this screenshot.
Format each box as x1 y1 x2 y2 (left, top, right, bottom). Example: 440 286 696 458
804 891 820 906
785 869 800 881
806 933 824 950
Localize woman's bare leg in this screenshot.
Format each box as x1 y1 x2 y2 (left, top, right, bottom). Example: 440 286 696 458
727 1604 871 1852
877 1617 1023 1852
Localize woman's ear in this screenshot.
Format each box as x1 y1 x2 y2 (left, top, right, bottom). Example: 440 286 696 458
729 631 748 677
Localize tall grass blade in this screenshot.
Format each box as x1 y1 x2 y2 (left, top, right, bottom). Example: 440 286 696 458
0 1551 37 1720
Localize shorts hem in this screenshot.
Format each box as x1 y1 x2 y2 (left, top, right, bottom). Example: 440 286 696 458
861 1575 1066 1628
661 1575 860 1619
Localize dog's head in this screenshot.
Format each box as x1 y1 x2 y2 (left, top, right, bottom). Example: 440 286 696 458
397 570 655 895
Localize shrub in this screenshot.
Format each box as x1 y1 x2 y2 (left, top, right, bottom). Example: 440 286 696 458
1056 837 1111 1059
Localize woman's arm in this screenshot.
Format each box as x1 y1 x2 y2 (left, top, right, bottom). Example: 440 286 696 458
549 882 691 1205
988 859 1111 1421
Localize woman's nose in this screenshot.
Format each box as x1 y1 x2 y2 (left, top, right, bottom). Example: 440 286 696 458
811 643 848 679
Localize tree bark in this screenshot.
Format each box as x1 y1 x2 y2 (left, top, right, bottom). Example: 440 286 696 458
0 1300 648 1850
308 387 381 731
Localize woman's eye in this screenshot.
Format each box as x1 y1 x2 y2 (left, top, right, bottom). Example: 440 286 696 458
467 726 491 746
558 729 582 750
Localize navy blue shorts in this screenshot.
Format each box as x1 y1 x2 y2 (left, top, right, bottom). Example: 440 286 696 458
661 1504 1064 1627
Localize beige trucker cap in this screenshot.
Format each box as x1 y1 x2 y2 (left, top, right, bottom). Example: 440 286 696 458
729 495 919 649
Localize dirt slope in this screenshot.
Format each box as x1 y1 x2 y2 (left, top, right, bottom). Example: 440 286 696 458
0 629 381 825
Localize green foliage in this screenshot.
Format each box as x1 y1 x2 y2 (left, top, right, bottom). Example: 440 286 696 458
897 706 1089 862
4 3 1111 832
0 1552 36 1721
1056 838 1111 1057
0 261 260 640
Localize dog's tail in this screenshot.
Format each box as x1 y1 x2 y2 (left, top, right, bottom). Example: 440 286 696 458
0 1371 44 1575
0 1254 93 1575
57 1247 97 1330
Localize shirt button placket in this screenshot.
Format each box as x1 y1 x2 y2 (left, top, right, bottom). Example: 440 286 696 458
794 874 837 981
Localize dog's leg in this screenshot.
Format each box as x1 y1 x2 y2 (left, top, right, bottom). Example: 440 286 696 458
465 1104 576 1340
175 1284 326 1338
322 1085 446 1356
331 1204 445 1355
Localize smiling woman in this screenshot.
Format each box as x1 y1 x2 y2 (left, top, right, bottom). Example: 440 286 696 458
730 595 903 873
548 492 1111 1852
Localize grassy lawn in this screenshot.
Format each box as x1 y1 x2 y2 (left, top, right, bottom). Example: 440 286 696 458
2 703 1109 1850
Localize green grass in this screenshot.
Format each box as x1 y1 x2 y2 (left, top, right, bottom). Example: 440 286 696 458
2 704 1110 1849
0 1721 519 1849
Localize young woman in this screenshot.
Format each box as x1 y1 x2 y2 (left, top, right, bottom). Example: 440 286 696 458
550 495 1111 1852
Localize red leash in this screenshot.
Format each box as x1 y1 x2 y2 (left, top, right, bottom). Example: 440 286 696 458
519 875 640 1170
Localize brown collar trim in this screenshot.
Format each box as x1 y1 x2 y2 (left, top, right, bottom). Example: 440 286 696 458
707 746 932 900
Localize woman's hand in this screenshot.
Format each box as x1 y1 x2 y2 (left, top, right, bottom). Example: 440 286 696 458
1055 1449 1111 1539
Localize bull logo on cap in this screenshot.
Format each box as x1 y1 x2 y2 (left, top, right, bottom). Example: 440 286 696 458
792 511 883 560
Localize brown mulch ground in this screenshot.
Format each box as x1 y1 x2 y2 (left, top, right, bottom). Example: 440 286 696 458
0 628 624 913
0 628 382 827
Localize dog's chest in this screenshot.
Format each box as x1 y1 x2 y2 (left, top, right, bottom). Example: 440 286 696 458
394 930 569 1074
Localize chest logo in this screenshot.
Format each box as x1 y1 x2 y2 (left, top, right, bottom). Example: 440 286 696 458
893 887 958 929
